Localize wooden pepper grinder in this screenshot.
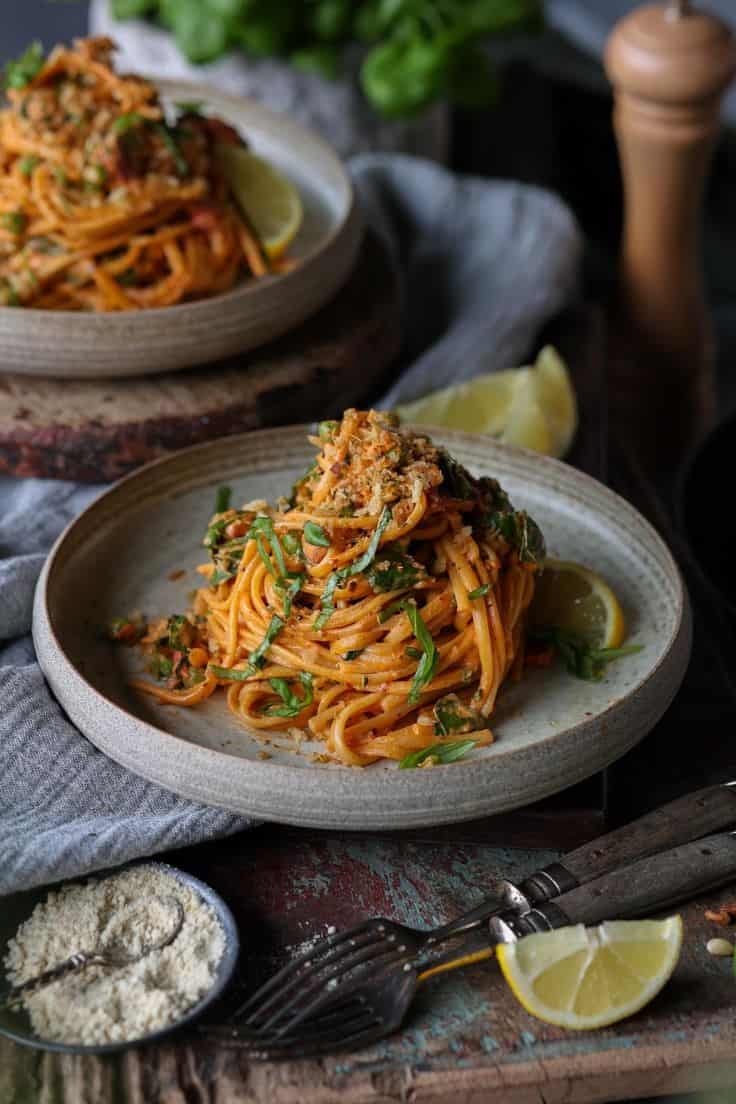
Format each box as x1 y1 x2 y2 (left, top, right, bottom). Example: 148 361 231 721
604 0 736 475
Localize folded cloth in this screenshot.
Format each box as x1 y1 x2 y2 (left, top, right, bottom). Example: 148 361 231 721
0 155 581 896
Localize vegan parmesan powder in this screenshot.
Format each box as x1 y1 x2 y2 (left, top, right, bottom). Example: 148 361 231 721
4 865 226 1045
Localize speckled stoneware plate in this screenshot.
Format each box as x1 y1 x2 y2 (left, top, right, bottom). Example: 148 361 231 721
0 81 362 379
0 861 239 1054
33 427 691 830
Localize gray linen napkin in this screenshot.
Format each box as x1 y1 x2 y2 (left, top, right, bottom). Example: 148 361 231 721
0 156 581 895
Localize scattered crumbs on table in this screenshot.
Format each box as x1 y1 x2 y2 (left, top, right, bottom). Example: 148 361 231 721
168 569 187 581
256 750 272 761
706 938 733 957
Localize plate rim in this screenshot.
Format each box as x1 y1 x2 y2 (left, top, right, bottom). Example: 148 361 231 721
32 426 692 828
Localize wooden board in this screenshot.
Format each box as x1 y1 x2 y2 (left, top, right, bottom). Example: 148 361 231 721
0 233 401 482
4 828 736 1104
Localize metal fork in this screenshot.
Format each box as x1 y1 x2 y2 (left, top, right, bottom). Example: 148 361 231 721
210 827 736 1058
232 783 736 1039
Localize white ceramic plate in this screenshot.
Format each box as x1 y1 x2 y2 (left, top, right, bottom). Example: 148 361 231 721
33 427 691 829
0 81 362 379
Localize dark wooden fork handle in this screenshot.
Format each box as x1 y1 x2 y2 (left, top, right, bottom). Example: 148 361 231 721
425 783 736 948
500 830 736 937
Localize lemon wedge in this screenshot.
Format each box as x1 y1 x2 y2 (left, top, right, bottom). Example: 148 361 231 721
497 917 683 1030
529 559 627 650
395 346 577 458
219 147 303 260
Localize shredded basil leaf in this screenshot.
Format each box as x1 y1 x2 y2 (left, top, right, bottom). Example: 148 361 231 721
113 112 144 134
249 516 287 578
261 672 314 718
17 155 39 176
314 506 392 629
282 531 303 558
399 739 479 770
176 100 205 115
531 627 642 680
343 649 364 661
318 419 339 441
467 583 490 600
304 521 330 547
2 211 26 235
155 121 190 177
4 42 44 90
150 653 173 681
215 485 232 514
405 646 422 660
367 546 423 593
274 572 305 618
211 614 285 680
404 601 439 705
433 694 486 737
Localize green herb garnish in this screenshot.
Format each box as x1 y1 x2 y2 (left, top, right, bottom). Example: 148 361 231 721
314 506 392 629
304 521 330 547
211 613 285 680
155 122 190 177
318 419 338 440
343 649 364 661
17 155 39 176
433 694 485 737
261 672 314 717
367 546 423 593
113 112 144 134
2 211 26 235
282 531 303 559
215 485 232 514
4 42 44 90
467 583 490 600
531 628 643 681
150 653 173 680
274 572 305 617
404 601 439 705
249 516 287 578
405 646 422 660
399 739 479 770
175 100 205 115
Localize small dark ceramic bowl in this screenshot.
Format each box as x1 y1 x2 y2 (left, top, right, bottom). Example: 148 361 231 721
0 861 239 1055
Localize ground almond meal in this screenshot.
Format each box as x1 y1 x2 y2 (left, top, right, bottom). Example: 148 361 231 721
4 865 226 1045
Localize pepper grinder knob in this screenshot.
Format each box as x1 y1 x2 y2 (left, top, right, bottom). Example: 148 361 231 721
604 2 736 472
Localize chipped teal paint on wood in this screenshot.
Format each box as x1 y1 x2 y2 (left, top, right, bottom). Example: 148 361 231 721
4 826 736 1102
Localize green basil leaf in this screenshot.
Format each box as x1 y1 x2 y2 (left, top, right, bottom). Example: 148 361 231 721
261 672 314 717
467 583 490 600
4 42 44 90
433 694 486 737
155 121 190 177
282 531 303 558
314 506 392 629
367 546 423 593
17 155 39 176
405 646 422 660
210 614 285 681
248 516 287 578
304 521 330 547
404 601 439 705
215 485 232 514
113 112 144 134
274 572 305 618
343 649 364 661
399 739 479 770
318 419 339 440
530 628 642 680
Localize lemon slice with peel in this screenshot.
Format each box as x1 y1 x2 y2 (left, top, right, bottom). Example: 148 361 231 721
219 147 303 260
529 559 627 650
497 917 683 1030
395 346 577 458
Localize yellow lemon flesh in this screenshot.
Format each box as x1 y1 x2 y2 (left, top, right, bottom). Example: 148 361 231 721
497 916 683 1030
395 346 577 458
219 147 303 260
529 559 626 650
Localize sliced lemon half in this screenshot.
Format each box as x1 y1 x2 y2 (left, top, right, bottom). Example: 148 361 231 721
395 346 577 458
529 559 627 650
219 146 303 260
497 916 683 1030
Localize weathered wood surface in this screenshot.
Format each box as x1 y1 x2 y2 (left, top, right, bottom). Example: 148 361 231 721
0 232 401 482
4 830 736 1104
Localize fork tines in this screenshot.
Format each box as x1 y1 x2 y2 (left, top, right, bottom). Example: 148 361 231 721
233 919 409 1038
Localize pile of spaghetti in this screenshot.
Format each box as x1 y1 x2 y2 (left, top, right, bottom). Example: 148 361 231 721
113 410 546 766
0 37 269 310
